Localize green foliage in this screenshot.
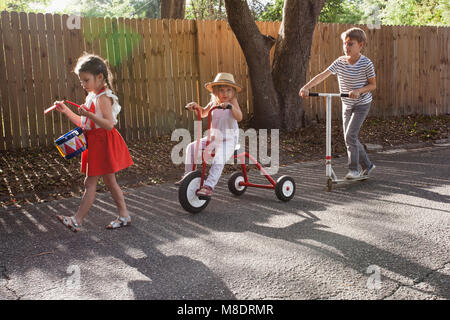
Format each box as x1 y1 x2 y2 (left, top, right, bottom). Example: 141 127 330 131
2 0 448 26
257 0 365 23
0 0 51 12
83 20 142 66
0 0 161 18
256 0 449 26
185 0 266 20
258 0 283 21
380 0 449 26
319 0 363 23
185 0 227 20
64 0 142 18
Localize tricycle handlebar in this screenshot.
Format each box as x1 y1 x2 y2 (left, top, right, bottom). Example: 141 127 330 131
185 103 232 110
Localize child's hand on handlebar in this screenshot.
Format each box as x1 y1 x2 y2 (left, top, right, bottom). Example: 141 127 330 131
218 102 232 109
185 102 200 111
299 87 309 98
348 90 361 99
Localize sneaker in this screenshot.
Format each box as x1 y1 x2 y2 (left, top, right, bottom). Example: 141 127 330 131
361 164 376 176
345 170 361 180
196 185 213 198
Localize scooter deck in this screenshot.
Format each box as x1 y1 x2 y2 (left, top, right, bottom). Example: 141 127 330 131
331 176 369 184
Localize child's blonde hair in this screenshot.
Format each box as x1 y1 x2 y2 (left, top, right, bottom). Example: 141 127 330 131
341 27 367 45
210 85 237 105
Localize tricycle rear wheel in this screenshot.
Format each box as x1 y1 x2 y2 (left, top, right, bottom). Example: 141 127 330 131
275 176 296 202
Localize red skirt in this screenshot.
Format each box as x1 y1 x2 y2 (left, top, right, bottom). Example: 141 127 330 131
81 128 133 176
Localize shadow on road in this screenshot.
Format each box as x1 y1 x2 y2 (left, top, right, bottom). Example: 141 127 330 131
0 147 449 299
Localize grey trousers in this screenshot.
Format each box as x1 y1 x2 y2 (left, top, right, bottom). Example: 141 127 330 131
342 102 372 171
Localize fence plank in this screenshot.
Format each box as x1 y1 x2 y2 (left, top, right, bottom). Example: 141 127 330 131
198 20 211 107
11 12 30 148
131 18 143 139
441 27 450 114
117 17 130 139
137 18 146 138
155 19 166 136
53 14 68 136
0 12 10 150
46 13 62 143
1 14 449 151
19 12 37 148
13 12 29 148
423 27 431 116
111 17 125 135
169 19 181 129
141 18 152 137
28 13 46 146
187 19 198 132
147 19 158 137
2 12 21 148
0 24 4 149
431 27 440 116
124 18 136 140
176 19 187 128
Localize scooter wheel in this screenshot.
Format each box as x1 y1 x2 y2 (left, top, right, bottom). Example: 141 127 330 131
178 171 210 213
228 171 247 196
275 175 296 202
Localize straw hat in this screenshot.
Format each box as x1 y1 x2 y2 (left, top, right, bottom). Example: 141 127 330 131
204 73 242 93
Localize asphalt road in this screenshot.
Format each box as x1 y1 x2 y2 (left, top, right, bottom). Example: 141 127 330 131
1 146 449 300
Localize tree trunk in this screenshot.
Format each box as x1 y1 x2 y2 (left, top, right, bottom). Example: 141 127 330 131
224 0 281 129
272 0 325 130
161 0 186 19
224 0 325 130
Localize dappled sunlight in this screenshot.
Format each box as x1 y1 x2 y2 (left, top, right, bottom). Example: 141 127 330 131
1 147 449 299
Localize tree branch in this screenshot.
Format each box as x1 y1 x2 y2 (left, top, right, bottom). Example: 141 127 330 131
263 35 276 49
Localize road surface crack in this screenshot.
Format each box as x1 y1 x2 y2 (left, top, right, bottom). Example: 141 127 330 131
382 261 450 300
1 266 21 300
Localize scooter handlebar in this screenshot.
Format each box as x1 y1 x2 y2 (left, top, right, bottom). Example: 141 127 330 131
308 93 349 97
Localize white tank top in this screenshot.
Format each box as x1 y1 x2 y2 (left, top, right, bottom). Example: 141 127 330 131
81 88 121 130
210 104 239 143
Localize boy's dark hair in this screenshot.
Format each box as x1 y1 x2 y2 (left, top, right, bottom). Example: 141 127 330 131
341 27 367 45
74 52 114 91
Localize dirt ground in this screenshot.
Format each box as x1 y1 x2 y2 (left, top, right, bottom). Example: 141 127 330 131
1 114 448 208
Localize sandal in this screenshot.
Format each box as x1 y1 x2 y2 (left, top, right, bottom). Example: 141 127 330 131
197 185 213 198
106 216 131 230
57 215 81 232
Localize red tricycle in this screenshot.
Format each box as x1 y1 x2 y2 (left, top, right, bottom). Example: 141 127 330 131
178 104 296 213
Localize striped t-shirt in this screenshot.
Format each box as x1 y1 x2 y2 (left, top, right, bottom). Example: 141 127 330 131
327 55 376 106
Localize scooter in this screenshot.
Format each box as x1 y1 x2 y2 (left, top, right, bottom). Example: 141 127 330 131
308 92 369 192
178 104 296 213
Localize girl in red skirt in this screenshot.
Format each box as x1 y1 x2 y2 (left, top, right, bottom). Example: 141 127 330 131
54 53 133 232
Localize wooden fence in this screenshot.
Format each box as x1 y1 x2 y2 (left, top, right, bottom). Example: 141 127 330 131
0 11 448 150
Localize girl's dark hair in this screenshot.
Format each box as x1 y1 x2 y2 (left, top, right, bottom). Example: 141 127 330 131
74 52 114 91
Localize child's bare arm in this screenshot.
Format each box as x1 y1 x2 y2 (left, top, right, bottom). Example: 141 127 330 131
220 98 242 122
81 95 115 130
299 69 332 97
185 101 213 118
349 77 376 98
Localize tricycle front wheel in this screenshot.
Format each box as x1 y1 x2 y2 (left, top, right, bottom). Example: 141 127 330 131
178 171 210 213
